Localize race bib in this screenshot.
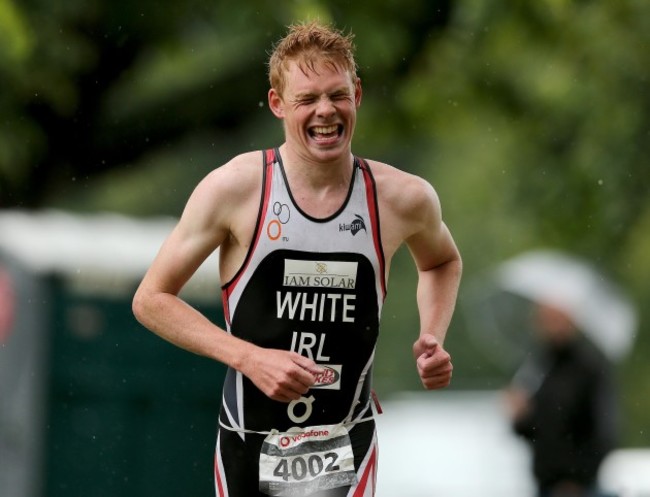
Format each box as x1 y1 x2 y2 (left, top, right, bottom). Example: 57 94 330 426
259 424 357 496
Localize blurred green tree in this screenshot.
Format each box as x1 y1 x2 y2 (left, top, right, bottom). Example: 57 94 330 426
2 0 649 446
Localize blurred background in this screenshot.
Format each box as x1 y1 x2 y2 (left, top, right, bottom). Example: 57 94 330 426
1 0 649 496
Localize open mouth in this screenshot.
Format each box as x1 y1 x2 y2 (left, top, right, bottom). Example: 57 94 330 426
308 124 343 140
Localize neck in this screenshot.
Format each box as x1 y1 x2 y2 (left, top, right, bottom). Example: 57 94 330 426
278 144 354 190
277 144 355 218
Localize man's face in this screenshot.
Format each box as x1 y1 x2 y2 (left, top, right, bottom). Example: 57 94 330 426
268 59 362 164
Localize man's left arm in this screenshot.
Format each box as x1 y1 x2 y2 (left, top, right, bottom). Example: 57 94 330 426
405 182 462 390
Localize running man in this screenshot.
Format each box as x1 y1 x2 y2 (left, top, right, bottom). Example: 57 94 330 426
133 20 462 497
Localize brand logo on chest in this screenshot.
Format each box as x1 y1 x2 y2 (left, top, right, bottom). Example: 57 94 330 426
282 260 358 289
267 202 291 241
339 214 367 236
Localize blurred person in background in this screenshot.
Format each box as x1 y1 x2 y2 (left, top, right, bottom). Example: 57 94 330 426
133 20 462 497
504 301 619 497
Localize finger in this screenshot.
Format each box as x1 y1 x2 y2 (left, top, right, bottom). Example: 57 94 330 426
421 368 453 389
268 378 310 402
423 376 452 390
417 353 432 369
415 334 439 357
290 354 326 387
425 344 451 362
292 353 324 373
302 363 326 376
421 333 439 346
286 368 319 393
418 367 453 381
417 350 451 371
418 358 453 381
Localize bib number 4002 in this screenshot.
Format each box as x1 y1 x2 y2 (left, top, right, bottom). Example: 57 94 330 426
273 453 340 482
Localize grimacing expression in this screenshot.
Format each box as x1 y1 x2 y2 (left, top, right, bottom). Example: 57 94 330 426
269 59 362 163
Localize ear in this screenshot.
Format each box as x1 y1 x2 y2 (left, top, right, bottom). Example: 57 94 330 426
268 88 285 119
354 78 363 108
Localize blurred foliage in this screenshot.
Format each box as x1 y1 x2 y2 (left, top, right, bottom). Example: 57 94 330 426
1 0 649 446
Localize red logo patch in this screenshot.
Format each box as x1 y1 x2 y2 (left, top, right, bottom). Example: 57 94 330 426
313 366 340 387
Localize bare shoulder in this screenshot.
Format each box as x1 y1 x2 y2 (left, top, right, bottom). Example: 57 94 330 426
363 159 442 259
176 150 264 242
198 150 263 200
365 159 440 221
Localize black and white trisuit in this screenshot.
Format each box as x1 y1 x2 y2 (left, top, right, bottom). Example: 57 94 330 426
215 148 386 497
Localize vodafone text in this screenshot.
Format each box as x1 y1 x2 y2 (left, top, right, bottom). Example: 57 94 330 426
282 428 329 446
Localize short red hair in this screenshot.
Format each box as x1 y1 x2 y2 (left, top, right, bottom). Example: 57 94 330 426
268 21 358 96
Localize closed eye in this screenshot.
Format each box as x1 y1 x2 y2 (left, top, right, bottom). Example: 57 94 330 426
331 92 352 101
293 94 317 105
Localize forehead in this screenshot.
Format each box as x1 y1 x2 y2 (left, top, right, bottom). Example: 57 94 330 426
283 59 355 95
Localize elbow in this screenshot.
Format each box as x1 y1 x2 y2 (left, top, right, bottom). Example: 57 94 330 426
440 251 463 281
131 286 149 326
453 255 463 280
447 245 463 282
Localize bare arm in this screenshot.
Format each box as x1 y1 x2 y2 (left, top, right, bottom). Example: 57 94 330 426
408 219 462 348
400 176 462 389
132 155 321 401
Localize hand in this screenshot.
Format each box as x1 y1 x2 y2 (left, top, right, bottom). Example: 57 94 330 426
413 334 453 390
241 347 323 402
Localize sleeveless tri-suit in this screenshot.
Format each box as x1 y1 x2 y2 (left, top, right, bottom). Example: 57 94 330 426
215 148 386 497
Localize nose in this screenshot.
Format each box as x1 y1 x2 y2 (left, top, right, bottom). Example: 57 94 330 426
315 95 336 118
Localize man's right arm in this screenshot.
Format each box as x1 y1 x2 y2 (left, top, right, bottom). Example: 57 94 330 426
132 154 320 401
132 160 237 359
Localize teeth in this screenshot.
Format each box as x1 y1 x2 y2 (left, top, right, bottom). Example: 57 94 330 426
312 125 338 134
